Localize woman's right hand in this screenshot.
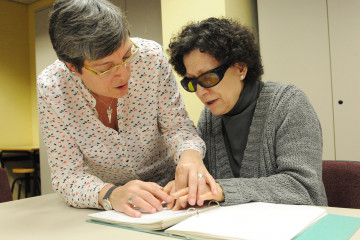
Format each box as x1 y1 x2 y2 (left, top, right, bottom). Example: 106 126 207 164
164 180 224 210
102 180 172 218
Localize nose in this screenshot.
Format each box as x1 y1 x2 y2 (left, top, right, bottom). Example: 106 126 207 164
196 84 208 97
112 64 130 76
111 65 131 83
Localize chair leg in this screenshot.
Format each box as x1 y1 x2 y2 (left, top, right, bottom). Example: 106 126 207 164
11 178 17 193
34 177 41 196
18 179 22 199
11 178 22 200
25 173 31 198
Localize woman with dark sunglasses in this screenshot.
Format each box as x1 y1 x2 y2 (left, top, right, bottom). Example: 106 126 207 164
165 17 327 209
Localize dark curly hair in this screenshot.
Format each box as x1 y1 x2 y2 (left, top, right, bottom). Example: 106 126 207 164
167 17 263 83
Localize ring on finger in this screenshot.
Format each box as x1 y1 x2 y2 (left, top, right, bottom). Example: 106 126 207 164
198 173 205 179
128 195 137 204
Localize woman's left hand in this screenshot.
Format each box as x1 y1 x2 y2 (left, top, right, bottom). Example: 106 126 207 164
173 150 218 208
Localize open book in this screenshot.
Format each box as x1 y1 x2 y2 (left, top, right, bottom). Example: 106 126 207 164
88 203 219 230
88 202 327 240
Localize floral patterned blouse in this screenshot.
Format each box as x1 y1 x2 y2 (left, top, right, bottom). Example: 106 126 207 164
37 38 205 209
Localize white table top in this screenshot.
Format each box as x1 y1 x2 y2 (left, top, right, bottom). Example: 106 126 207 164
1 193 360 239
0 193 173 240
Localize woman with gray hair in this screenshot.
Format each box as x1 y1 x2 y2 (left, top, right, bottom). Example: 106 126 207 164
37 0 216 217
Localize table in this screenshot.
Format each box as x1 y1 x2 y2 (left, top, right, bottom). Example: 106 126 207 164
0 193 360 240
0 193 174 240
0 146 40 196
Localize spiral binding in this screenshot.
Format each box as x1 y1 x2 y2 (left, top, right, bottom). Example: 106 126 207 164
186 201 220 216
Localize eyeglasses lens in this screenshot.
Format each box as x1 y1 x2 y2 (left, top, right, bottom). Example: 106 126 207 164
183 73 221 92
125 46 139 67
187 81 196 92
198 73 220 88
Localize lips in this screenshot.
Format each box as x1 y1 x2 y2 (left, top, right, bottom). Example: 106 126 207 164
115 83 128 89
205 99 217 106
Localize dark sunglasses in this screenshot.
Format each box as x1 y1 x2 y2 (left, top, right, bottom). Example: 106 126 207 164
180 63 231 92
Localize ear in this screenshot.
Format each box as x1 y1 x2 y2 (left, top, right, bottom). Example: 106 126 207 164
234 63 248 80
65 62 81 77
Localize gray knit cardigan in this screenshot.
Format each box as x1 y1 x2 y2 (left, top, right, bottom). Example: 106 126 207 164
198 82 328 206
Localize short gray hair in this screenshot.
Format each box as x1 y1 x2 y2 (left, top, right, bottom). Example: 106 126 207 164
49 0 129 73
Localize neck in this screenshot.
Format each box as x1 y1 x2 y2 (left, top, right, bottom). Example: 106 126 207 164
91 91 114 105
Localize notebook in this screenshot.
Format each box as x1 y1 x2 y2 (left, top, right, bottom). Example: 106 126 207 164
88 202 327 239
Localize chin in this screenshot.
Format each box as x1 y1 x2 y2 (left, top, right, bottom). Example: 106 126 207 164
116 91 128 99
209 107 225 116
113 87 129 98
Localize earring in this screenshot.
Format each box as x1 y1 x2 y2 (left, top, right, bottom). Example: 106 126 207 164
241 75 244 79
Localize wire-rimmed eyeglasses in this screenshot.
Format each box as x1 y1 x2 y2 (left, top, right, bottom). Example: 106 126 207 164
83 40 139 78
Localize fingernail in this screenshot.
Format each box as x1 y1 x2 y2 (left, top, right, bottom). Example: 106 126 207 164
151 208 156 213
189 198 195 206
167 196 172 202
135 212 141 218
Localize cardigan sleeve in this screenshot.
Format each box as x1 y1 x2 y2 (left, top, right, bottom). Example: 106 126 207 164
214 85 327 206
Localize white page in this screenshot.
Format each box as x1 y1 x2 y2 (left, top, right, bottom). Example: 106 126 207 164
89 208 188 224
88 204 218 226
166 202 327 240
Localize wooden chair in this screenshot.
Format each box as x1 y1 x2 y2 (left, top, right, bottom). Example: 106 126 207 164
322 160 360 209
0 167 13 203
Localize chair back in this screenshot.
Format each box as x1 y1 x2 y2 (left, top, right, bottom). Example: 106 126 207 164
0 168 13 203
322 160 360 209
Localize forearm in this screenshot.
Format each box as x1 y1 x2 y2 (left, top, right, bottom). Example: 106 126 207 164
217 174 317 206
51 167 106 208
43 127 106 208
159 92 205 159
157 54 205 160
